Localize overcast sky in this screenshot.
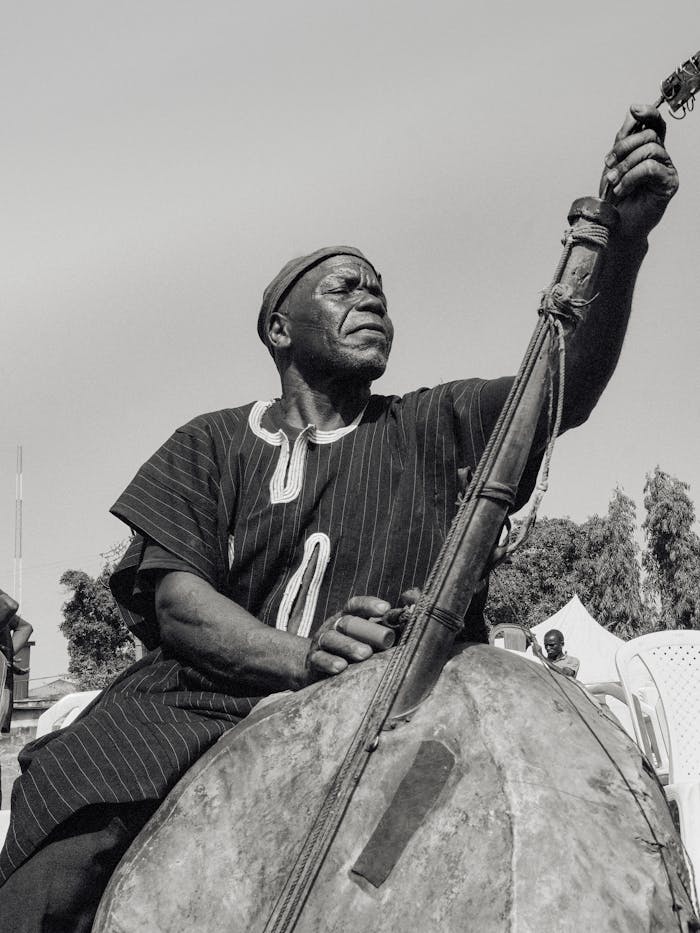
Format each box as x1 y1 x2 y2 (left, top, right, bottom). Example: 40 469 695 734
2 2 699 681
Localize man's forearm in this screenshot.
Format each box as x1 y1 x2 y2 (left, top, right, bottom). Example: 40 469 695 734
560 232 648 431
156 572 311 694
11 619 33 655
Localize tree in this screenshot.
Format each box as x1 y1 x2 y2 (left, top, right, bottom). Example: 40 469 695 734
59 559 135 690
642 467 700 629
487 489 648 637
487 470 700 638
581 488 649 638
487 516 590 629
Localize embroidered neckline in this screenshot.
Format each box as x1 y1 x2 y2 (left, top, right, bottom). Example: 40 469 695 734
248 399 367 504
248 399 367 446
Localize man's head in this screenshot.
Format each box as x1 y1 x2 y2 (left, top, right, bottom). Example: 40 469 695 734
0 589 19 633
258 247 393 383
543 629 565 661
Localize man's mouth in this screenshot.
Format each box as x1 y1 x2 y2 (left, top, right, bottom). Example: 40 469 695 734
348 323 386 336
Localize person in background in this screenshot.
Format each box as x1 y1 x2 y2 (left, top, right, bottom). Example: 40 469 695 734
543 629 580 678
0 590 28 734
0 590 33 808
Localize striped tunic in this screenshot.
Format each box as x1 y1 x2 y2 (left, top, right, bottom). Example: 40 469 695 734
0 377 541 883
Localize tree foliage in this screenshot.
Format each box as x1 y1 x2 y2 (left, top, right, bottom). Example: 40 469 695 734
487 517 589 629
59 561 135 690
582 488 649 638
642 467 700 629
488 484 674 638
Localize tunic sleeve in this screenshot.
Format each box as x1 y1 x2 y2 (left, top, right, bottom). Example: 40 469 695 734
446 377 547 514
109 419 225 647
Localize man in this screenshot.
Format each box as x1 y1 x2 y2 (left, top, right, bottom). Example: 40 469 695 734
543 629 580 678
0 598 32 733
0 591 30 809
0 105 678 931
0 614 33 732
0 591 20 733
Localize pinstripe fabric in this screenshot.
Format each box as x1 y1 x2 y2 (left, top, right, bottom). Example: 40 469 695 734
0 651 250 883
111 379 532 645
0 376 541 885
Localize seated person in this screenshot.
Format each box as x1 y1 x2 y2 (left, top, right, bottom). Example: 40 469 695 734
0 104 677 933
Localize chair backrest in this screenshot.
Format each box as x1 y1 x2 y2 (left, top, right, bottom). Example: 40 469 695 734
616 631 700 784
0 811 10 850
35 690 101 737
489 623 529 653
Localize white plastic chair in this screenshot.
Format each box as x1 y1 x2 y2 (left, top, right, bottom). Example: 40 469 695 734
616 631 700 894
0 691 101 849
488 623 530 653
35 690 101 738
0 810 10 849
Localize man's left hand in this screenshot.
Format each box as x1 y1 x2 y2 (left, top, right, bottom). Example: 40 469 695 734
601 104 679 239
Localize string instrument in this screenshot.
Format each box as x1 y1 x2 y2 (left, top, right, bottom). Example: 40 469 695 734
659 51 700 115
95 53 700 933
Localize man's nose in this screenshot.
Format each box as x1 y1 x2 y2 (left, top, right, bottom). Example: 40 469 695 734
356 292 387 316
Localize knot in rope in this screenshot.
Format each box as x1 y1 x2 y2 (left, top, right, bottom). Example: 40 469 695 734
561 220 609 249
538 282 596 327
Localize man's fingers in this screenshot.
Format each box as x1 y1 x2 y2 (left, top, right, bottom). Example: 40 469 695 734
311 594 417 681
344 595 392 618
602 102 678 236
615 104 666 145
309 650 348 676
607 127 662 167
335 617 395 650
630 104 667 144
610 158 678 200
605 142 673 190
318 628 373 661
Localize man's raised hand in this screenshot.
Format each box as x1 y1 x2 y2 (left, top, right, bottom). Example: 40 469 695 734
601 103 678 238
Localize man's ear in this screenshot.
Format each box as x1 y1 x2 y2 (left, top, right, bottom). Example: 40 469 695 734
267 311 291 352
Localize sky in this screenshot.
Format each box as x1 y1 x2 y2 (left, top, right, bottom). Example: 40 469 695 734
2 2 699 682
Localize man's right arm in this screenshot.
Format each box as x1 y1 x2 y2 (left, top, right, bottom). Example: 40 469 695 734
473 106 678 464
155 572 391 694
10 616 33 655
0 590 19 632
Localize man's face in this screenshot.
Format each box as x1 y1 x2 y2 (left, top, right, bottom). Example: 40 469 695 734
544 635 564 660
278 256 393 381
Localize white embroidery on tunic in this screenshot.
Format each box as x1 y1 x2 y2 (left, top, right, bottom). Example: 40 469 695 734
228 535 235 570
268 427 313 504
276 533 331 638
247 400 367 505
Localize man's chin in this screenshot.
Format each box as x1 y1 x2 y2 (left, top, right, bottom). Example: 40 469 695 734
356 357 388 382
308 348 389 384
